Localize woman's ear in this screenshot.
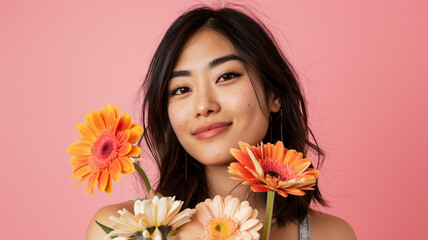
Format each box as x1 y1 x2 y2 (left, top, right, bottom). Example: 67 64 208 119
268 92 281 113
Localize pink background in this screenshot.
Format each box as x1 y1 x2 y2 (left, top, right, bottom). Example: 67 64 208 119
1 0 427 239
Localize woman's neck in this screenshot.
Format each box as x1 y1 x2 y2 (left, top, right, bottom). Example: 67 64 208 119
204 163 266 218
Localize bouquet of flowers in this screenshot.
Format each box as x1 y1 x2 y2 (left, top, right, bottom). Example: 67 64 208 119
68 104 319 240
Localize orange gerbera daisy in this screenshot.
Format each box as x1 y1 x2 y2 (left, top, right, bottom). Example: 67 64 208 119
67 104 143 195
229 141 319 198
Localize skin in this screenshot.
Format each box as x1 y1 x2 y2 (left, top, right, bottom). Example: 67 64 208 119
86 29 357 240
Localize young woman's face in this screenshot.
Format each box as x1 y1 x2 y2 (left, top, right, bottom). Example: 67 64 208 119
167 29 278 166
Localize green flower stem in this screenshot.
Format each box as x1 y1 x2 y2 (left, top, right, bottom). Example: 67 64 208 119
263 190 275 240
134 162 151 192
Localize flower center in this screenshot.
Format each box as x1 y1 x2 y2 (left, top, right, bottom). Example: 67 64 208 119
267 170 281 179
205 217 239 239
261 158 297 181
91 130 119 170
101 142 114 158
215 222 227 233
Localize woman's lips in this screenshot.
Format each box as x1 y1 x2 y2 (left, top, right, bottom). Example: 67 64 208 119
193 122 232 140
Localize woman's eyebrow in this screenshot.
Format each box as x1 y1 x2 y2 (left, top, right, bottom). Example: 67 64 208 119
209 54 243 68
170 54 244 79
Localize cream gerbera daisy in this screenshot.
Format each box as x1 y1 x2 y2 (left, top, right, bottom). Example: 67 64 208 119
179 195 262 240
105 195 195 240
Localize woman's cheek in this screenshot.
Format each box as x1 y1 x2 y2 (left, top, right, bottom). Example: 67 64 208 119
168 104 182 132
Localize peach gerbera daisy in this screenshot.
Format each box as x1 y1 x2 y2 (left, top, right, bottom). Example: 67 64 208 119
179 195 262 240
67 104 143 195
228 141 319 198
105 196 195 240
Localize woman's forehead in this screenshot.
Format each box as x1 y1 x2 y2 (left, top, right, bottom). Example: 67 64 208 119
173 28 239 71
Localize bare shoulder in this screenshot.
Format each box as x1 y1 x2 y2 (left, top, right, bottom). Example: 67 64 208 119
310 210 357 240
85 200 134 240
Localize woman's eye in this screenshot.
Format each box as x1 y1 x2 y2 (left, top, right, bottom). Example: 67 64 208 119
171 86 191 96
217 72 243 83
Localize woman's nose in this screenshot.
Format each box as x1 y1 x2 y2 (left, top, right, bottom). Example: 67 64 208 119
193 89 221 118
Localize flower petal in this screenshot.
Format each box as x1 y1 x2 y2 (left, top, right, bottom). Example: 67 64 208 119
84 113 100 136
293 158 311 175
211 195 224 217
118 156 134 174
76 123 96 142
109 159 122 181
116 113 132 132
143 200 156 226
67 141 92 156
169 208 195 229
105 176 113 194
285 187 305 196
98 169 109 192
76 173 91 186
234 201 252 222
283 149 297 163
156 197 168 226
224 195 239 218
103 104 117 128
91 110 106 132
195 201 213 225
70 156 89 166
230 148 254 169
246 147 264 177
128 145 142 158
276 189 288 198
118 142 132 156
85 170 100 196
71 164 91 179
128 124 143 143
273 141 285 162
250 184 270 192
289 151 302 165
239 218 260 231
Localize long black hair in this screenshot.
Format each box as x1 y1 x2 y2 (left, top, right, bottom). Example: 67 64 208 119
140 6 326 227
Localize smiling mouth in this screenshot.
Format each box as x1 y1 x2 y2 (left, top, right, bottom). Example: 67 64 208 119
193 122 232 140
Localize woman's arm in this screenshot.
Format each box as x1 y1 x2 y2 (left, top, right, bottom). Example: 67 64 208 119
85 201 134 240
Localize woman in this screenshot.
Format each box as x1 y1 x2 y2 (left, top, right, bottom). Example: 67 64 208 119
86 6 356 240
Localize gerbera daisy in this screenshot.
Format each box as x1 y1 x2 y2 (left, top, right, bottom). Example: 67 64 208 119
179 195 262 240
105 196 195 240
228 141 319 198
67 104 143 195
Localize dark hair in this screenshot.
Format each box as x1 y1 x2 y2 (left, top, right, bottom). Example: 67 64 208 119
140 6 326 227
